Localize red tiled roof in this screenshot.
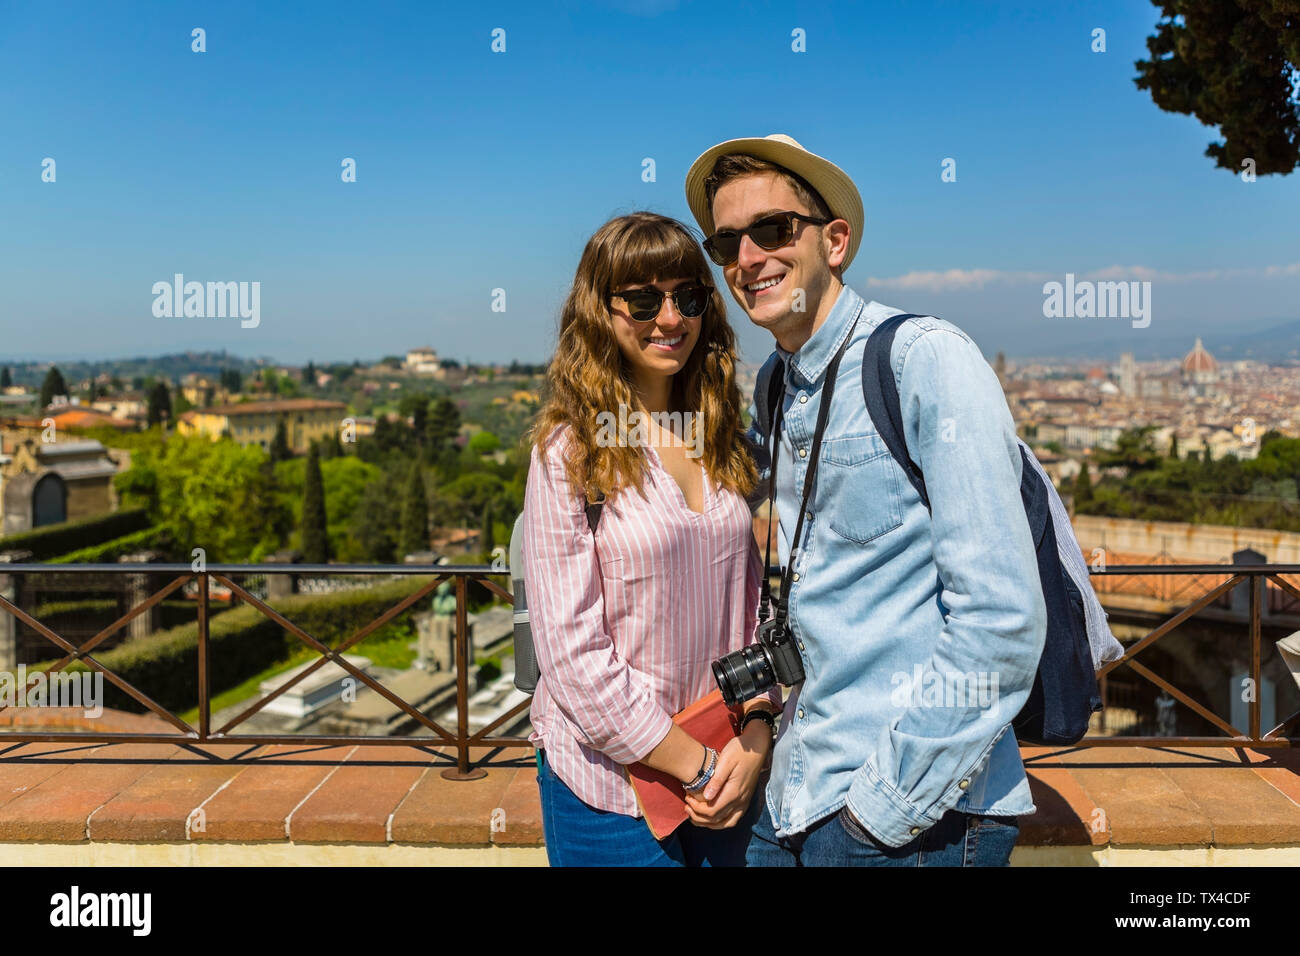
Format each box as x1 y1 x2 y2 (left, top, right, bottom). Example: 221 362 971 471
196 399 347 416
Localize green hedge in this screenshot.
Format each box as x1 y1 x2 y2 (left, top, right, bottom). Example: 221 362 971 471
23 598 204 642
37 574 440 715
0 509 151 561
48 525 175 564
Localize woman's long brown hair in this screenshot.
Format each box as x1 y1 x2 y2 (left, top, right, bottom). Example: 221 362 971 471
529 212 757 505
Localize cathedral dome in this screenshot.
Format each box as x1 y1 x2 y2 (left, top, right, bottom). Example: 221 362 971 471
1182 337 1217 375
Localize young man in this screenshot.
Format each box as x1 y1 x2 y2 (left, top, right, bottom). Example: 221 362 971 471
684 134 1047 866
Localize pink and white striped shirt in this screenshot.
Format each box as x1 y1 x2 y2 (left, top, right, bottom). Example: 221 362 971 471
522 423 779 817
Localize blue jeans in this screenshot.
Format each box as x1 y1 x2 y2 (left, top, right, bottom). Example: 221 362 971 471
536 749 760 867
746 784 1019 867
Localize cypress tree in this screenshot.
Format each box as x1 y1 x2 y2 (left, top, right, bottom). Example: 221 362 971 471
400 461 430 558
1074 461 1094 508
270 419 291 462
480 501 494 558
301 444 330 563
40 366 69 408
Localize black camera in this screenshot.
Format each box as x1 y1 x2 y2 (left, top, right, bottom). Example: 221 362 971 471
712 616 805 705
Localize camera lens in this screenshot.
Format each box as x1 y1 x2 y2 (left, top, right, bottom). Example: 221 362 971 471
712 643 775 706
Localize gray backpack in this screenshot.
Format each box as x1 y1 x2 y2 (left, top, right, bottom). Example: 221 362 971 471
509 495 606 694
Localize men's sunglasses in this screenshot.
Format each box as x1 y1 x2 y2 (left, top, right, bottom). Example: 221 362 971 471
702 210 832 266
610 284 712 322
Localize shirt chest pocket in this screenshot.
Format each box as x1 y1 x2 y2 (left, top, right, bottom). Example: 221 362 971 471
815 433 904 545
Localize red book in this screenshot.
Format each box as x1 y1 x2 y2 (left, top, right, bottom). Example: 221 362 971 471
626 690 744 840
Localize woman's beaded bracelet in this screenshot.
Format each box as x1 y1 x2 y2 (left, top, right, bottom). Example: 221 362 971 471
682 746 718 794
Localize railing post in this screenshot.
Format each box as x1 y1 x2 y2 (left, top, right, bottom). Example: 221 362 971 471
197 570 209 740
0 551 31 672
1250 572 1262 742
442 572 487 780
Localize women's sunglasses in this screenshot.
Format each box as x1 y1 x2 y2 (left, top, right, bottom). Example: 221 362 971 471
610 284 712 322
702 210 831 266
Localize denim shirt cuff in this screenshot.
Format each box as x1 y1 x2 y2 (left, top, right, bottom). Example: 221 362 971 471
845 762 939 848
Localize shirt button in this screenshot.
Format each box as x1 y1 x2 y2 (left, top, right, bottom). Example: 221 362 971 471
909 826 921 836
799 394 808 404
797 706 805 719
797 640 805 651
792 572 800 582
959 778 970 790
798 447 807 458
805 510 812 520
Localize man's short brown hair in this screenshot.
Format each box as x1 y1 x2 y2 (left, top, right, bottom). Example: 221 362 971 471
702 153 834 223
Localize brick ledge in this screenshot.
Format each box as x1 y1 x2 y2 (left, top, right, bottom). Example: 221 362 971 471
1 710 1298 853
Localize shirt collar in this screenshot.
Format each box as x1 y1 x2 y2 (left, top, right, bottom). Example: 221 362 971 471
773 285 865 387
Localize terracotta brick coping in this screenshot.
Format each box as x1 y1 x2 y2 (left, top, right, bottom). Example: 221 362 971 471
1 710 1298 849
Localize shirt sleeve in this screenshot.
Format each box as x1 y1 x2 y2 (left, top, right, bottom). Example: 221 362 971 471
521 429 674 765
845 326 1047 847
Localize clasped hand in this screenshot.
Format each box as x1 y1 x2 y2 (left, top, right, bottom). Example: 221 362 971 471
683 725 770 829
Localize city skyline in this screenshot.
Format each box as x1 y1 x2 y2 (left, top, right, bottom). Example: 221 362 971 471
3 1 1298 367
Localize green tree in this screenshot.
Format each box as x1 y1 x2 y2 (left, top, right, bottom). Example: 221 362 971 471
349 473 402 562
304 360 316 385
1074 461 1094 509
146 381 172 427
469 430 501 455
399 393 431 451
40 367 68 408
480 501 495 558
399 461 430 558
1098 426 1161 474
115 434 289 561
426 397 462 462
1135 0 1300 176
270 420 292 463
301 444 331 563
0 367 10 389
1168 432 1179 459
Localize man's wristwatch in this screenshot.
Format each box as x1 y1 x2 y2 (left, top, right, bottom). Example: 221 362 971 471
740 708 778 737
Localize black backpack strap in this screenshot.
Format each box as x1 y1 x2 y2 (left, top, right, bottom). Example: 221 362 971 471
753 353 786 443
584 494 605 533
861 313 930 510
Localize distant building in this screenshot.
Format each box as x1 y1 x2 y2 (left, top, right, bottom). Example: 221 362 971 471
405 347 446 379
176 398 348 453
90 393 148 421
1118 352 1136 397
179 373 229 408
1 437 124 534
1182 337 1218 396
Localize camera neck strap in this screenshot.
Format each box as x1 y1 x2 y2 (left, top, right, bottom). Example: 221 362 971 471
759 306 863 627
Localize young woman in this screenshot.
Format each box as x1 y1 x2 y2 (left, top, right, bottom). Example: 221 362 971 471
522 212 782 867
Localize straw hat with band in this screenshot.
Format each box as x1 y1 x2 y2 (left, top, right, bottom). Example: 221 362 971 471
684 134 865 273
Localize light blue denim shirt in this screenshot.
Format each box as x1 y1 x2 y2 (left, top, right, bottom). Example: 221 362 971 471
745 286 1047 847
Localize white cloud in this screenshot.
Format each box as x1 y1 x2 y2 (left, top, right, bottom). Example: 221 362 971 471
863 262 1300 292
864 268 1051 291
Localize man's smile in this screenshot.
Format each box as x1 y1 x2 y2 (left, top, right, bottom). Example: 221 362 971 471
745 272 788 295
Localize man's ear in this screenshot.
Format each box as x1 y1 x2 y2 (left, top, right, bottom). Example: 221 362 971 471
824 218 851 270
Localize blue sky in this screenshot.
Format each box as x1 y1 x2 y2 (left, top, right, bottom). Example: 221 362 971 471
2 0 1297 367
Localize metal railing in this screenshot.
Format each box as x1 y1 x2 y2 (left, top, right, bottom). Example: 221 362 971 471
1086 563 1300 748
0 561 1295 778
0 563 521 780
